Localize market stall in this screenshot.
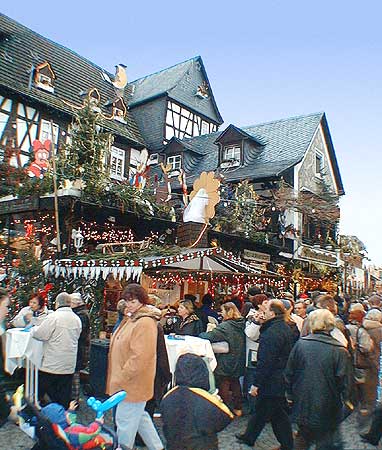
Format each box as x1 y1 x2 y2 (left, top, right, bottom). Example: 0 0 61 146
43 246 290 334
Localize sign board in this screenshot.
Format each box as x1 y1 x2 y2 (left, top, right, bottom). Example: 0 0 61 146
243 249 271 264
0 196 39 214
298 245 337 266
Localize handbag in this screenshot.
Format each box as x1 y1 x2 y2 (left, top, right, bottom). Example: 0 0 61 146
211 341 229 354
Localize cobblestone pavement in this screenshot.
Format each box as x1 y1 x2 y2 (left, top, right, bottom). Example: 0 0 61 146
1 409 382 450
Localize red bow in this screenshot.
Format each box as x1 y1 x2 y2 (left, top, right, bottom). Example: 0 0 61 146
38 283 54 300
32 139 51 154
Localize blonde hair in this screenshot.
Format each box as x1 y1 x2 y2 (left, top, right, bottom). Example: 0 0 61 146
309 309 335 332
179 299 195 315
222 302 241 320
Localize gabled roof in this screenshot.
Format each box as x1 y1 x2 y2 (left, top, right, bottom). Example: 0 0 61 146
129 56 223 124
214 123 264 146
178 112 344 194
0 13 145 146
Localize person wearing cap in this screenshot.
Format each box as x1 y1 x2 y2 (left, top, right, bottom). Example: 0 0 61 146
31 292 82 408
70 292 90 403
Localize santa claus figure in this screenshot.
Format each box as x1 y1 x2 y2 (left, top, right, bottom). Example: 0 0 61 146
26 139 51 178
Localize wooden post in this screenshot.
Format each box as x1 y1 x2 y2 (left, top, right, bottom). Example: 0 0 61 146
50 120 61 255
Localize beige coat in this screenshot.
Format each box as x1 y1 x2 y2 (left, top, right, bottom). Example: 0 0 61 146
31 306 82 374
106 306 159 403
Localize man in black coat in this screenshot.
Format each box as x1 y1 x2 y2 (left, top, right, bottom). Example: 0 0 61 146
236 300 295 450
285 308 351 449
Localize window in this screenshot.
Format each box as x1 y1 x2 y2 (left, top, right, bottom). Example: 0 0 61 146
128 148 141 179
221 145 241 167
39 119 59 145
315 151 323 176
110 146 125 180
201 121 209 135
167 154 182 172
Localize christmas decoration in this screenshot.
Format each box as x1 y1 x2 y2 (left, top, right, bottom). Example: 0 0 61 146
57 98 113 195
26 139 51 179
183 171 220 224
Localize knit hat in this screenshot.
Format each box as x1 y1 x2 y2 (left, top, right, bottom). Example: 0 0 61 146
281 299 292 311
41 403 68 430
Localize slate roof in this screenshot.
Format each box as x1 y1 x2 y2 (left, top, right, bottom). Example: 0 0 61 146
0 13 145 146
129 56 223 124
173 112 344 194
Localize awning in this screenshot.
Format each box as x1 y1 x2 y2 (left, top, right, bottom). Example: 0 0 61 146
42 247 258 281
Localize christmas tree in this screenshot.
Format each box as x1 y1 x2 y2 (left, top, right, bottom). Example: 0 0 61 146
57 100 112 195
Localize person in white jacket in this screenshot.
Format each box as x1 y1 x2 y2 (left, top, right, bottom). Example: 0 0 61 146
30 292 82 408
11 293 50 328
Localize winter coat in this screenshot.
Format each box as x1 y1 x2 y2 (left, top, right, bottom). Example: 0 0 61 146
199 318 245 378
245 316 260 368
285 332 350 432
161 353 233 450
346 322 372 355
174 314 204 337
106 306 159 403
31 307 82 374
72 305 90 371
154 323 171 402
363 318 382 371
253 317 294 397
12 306 50 328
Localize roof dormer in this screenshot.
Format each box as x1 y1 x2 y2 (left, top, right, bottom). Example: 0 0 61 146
34 62 55 93
105 97 127 123
215 124 263 169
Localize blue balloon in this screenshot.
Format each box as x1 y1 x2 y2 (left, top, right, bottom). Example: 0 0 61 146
87 391 126 419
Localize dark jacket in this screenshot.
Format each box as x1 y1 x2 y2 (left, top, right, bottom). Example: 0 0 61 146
253 317 294 397
72 305 90 371
174 314 204 337
285 332 350 431
154 324 171 401
199 318 245 378
161 353 233 450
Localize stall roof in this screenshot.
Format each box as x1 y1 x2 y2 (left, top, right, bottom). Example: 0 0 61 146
43 247 263 281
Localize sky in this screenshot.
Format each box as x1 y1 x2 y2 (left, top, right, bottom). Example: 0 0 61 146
2 1 382 263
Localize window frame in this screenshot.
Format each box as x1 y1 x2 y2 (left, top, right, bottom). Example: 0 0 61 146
39 119 59 145
109 146 126 181
167 154 182 173
315 150 324 177
221 144 241 168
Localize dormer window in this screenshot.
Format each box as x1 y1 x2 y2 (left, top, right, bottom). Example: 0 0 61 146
221 145 241 168
167 154 182 176
34 62 55 93
113 98 127 123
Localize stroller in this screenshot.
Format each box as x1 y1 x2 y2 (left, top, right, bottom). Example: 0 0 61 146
21 391 127 450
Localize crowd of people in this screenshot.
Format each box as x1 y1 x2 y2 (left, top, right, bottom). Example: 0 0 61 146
2 284 382 449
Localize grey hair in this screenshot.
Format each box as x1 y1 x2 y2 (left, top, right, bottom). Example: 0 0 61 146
366 309 382 323
55 292 72 308
309 309 335 332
